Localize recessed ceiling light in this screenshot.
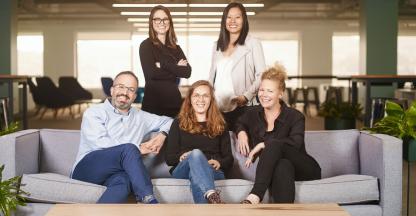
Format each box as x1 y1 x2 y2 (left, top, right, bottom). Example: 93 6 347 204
122 11 255 16
136 27 220 32
133 23 221 28
114 3 263 8
175 28 220 32
113 4 187 8
188 12 255 16
128 18 223 23
121 12 188 16
127 18 148 22
189 4 264 8
188 18 222 22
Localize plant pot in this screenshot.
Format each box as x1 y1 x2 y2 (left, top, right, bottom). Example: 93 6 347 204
403 138 416 162
324 117 356 130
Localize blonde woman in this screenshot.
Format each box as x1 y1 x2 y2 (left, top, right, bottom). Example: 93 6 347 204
235 65 321 204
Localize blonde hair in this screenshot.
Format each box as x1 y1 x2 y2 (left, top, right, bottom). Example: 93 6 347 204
261 63 287 91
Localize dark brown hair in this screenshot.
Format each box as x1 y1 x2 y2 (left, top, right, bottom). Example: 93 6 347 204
178 80 226 138
148 5 177 49
216 2 249 52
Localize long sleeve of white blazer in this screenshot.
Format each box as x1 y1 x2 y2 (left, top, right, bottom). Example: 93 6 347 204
208 35 266 105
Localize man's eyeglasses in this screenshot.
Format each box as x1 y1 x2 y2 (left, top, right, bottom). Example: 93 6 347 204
153 18 170 24
113 84 137 94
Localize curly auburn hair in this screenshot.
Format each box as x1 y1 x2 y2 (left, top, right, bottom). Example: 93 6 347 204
178 80 226 138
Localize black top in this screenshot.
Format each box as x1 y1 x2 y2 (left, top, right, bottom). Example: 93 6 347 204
166 119 234 173
234 101 306 153
139 38 191 117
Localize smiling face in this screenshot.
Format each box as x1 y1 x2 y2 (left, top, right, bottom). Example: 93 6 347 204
152 9 170 36
191 85 211 117
226 7 243 35
110 74 138 112
258 79 284 110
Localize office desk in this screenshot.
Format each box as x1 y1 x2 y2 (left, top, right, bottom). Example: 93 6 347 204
351 75 416 126
0 75 29 129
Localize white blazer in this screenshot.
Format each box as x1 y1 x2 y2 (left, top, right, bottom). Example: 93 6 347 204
209 34 266 106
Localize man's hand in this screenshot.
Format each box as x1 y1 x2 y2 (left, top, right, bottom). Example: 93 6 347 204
139 144 153 155
244 142 265 168
237 131 250 157
208 159 221 170
140 133 167 154
231 95 248 107
179 151 191 162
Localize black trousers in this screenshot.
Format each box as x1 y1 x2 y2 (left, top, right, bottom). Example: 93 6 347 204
251 142 321 203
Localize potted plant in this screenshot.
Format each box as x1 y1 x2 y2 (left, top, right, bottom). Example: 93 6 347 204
365 100 416 161
0 122 18 136
0 165 27 216
318 100 362 130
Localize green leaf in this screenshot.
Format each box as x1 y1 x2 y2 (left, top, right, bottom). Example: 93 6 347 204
0 122 19 136
405 104 416 127
0 165 27 216
385 100 404 117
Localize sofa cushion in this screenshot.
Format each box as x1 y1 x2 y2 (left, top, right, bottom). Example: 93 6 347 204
305 130 360 178
295 174 379 204
21 173 105 203
39 129 80 176
152 178 269 203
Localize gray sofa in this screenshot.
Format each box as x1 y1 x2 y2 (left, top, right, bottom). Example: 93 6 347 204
0 129 402 216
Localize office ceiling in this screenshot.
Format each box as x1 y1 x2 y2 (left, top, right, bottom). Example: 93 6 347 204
16 0 416 22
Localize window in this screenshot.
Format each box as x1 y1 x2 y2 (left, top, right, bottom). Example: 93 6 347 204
186 35 217 84
17 34 44 76
398 36 416 75
261 39 299 88
332 34 359 86
132 34 148 87
77 33 132 88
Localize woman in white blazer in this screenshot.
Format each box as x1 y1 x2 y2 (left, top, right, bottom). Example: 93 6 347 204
209 2 266 145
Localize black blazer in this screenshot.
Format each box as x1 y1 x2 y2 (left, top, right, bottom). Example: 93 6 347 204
234 101 306 153
139 38 191 117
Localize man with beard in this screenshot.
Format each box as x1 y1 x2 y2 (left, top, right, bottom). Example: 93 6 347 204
71 71 172 204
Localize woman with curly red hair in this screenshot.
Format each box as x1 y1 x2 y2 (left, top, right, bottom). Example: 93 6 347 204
166 80 233 204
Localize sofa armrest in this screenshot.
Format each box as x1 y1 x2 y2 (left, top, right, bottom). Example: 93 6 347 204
359 132 402 216
0 129 40 179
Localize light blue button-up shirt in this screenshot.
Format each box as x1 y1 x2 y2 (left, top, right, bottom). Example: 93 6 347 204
72 99 173 173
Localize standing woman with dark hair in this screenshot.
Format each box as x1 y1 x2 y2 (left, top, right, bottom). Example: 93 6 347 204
166 80 233 204
140 5 191 117
209 2 266 137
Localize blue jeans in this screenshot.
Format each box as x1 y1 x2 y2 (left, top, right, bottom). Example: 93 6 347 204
72 143 156 203
172 149 225 203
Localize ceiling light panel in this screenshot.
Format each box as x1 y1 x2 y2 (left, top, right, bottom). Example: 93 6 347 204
113 4 187 8
189 4 264 8
114 3 263 8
